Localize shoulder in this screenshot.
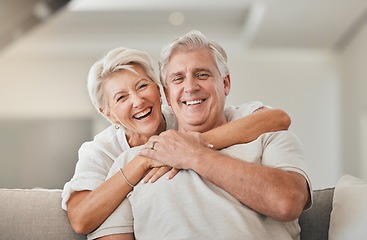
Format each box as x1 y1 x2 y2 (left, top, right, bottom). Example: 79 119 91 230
79 125 129 159
225 101 265 121
261 130 302 147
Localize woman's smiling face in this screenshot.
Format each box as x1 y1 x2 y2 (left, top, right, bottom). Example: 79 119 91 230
103 64 163 137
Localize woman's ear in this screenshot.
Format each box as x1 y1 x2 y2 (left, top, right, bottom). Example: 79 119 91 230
157 84 162 98
224 75 231 96
100 107 117 123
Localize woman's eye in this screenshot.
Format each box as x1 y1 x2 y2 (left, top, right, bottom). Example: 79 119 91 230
138 84 148 89
117 95 126 102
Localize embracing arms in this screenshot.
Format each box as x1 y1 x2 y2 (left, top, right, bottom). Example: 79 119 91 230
139 130 310 222
203 107 290 149
66 107 291 234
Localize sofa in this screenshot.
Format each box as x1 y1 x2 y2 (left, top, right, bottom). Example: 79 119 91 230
0 187 333 240
1 175 366 239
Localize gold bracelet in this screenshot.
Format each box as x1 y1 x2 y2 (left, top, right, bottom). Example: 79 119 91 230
119 168 135 188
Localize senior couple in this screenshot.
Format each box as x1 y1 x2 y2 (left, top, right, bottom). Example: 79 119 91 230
62 30 312 240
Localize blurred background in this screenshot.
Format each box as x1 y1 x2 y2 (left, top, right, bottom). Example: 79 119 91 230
0 0 366 190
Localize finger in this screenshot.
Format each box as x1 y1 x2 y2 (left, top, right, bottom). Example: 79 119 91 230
167 168 179 180
139 147 156 159
142 168 159 183
149 166 171 183
144 136 159 149
204 142 214 148
145 139 160 152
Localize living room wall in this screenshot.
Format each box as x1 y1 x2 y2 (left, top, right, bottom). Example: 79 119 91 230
341 18 367 181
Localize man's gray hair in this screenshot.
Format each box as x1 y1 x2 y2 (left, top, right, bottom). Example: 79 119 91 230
158 30 230 87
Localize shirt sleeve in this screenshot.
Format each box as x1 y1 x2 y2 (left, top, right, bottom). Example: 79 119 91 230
261 130 313 210
225 101 266 122
61 141 115 210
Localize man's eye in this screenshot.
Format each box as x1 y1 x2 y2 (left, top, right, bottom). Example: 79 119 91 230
172 77 183 83
197 73 209 79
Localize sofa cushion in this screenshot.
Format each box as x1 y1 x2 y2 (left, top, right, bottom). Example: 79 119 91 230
298 187 334 240
0 188 86 240
328 175 367 240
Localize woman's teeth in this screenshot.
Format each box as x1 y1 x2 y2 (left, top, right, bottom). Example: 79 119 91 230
185 99 204 106
134 108 152 119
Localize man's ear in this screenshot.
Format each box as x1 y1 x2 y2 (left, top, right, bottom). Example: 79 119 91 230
164 87 171 106
223 75 231 96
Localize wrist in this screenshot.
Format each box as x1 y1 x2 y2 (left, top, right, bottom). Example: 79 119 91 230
128 155 151 174
189 145 212 170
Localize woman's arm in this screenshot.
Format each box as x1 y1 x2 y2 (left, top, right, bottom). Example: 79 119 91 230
67 155 164 234
143 108 291 182
203 108 291 149
67 108 290 234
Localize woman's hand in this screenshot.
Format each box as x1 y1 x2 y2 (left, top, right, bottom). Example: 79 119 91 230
142 167 179 183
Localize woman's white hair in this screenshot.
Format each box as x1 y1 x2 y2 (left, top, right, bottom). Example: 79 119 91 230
87 47 158 123
158 30 230 87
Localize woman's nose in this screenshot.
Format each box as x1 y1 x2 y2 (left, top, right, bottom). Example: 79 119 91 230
131 92 145 108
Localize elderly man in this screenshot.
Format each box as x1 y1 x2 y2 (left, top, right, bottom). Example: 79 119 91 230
137 30 312 239
94 30 311 240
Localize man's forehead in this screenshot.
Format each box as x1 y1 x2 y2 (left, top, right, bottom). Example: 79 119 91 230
167 49 216 73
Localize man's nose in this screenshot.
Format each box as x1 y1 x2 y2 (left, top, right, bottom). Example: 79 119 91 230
184 77 200 93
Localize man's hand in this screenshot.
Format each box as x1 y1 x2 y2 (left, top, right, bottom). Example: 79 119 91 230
139 130 210 170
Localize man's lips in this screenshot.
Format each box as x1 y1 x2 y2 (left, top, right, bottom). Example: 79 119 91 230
183 99 206 106
133 107 152 120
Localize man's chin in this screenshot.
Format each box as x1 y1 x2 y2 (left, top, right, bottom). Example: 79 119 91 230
179 119 208 132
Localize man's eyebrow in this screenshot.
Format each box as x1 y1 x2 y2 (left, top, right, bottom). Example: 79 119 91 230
168 71 184 78
194 68 211 73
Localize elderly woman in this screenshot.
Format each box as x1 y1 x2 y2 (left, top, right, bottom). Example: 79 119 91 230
61 46 291 239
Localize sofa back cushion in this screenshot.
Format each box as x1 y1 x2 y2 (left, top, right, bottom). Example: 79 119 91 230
0 188 86 240
298 188 334 240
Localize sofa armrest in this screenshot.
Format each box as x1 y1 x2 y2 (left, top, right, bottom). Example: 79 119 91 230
299 188 334 240
0 188 86 240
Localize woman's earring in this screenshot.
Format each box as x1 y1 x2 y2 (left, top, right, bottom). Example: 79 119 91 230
114 124 120 130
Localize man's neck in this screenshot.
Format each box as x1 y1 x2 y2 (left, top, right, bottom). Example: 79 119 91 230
178 117 228 133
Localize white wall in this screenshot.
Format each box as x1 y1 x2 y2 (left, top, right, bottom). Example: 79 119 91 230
226 48 342 189
341 19 367 181
0 54 94 119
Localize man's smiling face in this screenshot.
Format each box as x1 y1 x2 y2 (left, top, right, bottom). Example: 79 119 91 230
164 47 230 133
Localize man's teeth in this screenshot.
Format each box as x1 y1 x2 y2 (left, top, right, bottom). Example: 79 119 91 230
185 100 204 106
134 108 151 119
